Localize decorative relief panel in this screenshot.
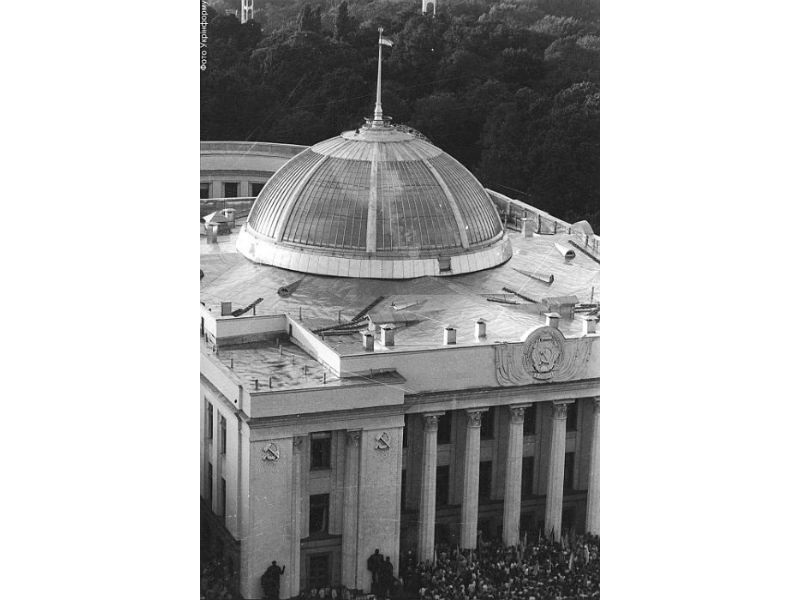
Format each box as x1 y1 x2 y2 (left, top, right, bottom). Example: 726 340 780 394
375 431 391 450
262 442 280 462
495 326 596 386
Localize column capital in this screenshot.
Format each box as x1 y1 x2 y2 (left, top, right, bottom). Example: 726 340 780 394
293 436 304 448
346 430 362 447
509 405 527 424
552 402 571 420
422 414 441 432
592 398 600 412
465 408 487 428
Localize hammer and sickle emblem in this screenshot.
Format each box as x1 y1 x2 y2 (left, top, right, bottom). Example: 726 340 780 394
262 442 280 461
375 432 391 450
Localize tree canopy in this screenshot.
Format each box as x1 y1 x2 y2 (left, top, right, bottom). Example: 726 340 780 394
201 0 600 231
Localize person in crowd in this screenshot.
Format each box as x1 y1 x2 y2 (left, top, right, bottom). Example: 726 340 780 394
367 548 384 594
261 560 286 600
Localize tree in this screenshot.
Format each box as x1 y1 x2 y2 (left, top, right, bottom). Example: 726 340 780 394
334 1 354 41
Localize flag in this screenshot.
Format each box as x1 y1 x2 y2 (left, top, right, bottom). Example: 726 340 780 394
379 34 394 47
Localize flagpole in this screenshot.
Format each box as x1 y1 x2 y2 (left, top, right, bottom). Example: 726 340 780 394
374 27 384 124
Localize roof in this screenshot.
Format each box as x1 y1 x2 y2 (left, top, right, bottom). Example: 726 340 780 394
202 221 600 355
239 124 509 277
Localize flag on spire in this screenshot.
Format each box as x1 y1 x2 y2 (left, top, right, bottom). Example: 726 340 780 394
379 31 394 47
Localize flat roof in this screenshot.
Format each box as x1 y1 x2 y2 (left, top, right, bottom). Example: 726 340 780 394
201 221 599 356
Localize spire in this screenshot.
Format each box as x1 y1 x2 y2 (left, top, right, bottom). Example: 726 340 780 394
374 27 384 125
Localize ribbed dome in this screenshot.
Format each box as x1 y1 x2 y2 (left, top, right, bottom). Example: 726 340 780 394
237 124 512 278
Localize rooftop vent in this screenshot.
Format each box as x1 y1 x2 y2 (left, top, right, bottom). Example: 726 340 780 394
362 331 375 352
582 315 598 335
545 312 561 329
221 302 232 317
521 218 535 238
380 324 395 347
554 243 576 261
475 319 486 340
443 326 457 345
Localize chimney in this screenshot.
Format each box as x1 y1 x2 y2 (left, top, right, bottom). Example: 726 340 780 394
443 326 457 345
362 331 375 352
380 324 395 347
221 301 232 316
207 223 218 244
582 316 598 335
475 319 487 340
545 312 560 329
521 218 534 238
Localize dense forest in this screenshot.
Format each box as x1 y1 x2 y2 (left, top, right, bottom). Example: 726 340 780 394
201 0 600 231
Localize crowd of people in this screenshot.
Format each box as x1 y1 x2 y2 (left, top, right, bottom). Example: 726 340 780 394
200 555 238 600
397 534 600 600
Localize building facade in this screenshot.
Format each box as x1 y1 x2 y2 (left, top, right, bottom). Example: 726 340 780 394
201 72 599 599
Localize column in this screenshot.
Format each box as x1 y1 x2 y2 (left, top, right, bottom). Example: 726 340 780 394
502 404 529 546
585 399 600 535
460 409 486 549
544 401 571 539
418 413 442 562
341 430 362 588
288 436 303 598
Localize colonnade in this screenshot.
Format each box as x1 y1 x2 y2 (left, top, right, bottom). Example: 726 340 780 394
416 399 600 561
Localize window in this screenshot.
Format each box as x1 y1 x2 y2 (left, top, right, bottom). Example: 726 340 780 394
250 182 264 197
479 461 492 499
522 456 535 498
480 407 494 440
224 182 239 198
207 463 213 501
402 415 408 448
308 554 330 589
220 478 226 517
310 432 331 470
219 416 227 455
436 465 449 506
200 182 210 199
309 494 329 535
523 406 536 436
566 402 578 432
206 402 214 440
437 411 451 445
564 452 575 491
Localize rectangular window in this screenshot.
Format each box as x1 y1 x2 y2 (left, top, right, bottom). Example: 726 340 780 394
566 402 578 432
522 456 535 498
220 478 226 517
308 554 330 589
436 465 449 506
207 463 213 501
206 402 214 440
523 405 536 436
480 407 495 440
250 182 263 197
310 432 331 470
564 452 575 491
200 182 210 199
219 415 227 455
309 494 329 535
224 182 239 198
437 411 452 445
479 461 492 499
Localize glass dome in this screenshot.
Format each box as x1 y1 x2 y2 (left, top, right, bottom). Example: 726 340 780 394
237 123 512 278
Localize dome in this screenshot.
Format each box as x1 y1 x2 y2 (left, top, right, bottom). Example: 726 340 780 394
237 124 512 278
